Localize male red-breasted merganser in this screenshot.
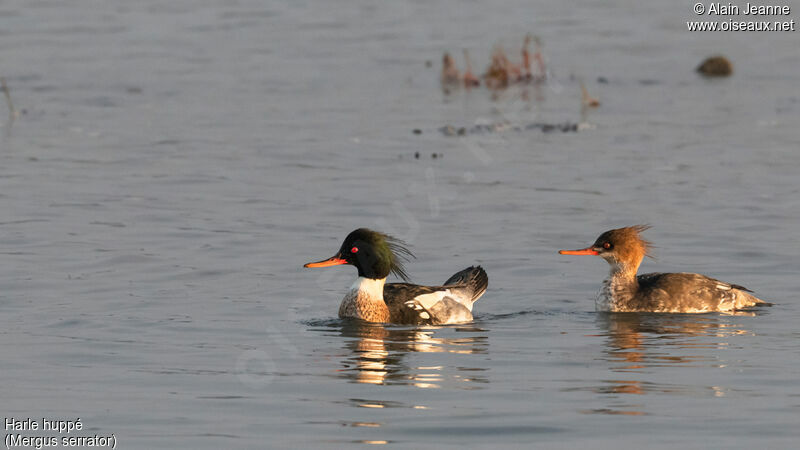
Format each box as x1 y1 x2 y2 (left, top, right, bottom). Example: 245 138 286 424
559 225 769 313
304 228 488 324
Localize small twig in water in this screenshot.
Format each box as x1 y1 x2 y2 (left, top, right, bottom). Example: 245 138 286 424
581 82 600 108
1 77 19 120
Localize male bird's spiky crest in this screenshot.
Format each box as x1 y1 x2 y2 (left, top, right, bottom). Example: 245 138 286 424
385 235 414 281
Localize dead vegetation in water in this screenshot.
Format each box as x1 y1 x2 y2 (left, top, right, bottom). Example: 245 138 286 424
441 34 547 93
429 35 602 137
1 77 19 124
438 35 601 111
581 81 600 108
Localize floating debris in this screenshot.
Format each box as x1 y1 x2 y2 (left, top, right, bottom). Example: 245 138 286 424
697 56 732 77
412 128 422 135
521 35 533 81
441 52 461 86
441 49 482 91
484 46 513 90
523 34 547 82
1 76 19 120
438 121 581 136
581 82 600 108
405 151 443 160
462 49 480 87
441 35 548 94
638 79 661 86
531 35 547 81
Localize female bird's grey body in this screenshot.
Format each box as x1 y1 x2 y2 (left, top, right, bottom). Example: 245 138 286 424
598 272 765 313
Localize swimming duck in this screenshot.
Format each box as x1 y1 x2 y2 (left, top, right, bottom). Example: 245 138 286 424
304 228 488 324
559 225 768 313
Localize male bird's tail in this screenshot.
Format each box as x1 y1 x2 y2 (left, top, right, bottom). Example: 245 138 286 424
443 266 488 303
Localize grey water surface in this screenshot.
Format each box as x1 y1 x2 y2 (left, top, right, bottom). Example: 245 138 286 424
1 1 799 448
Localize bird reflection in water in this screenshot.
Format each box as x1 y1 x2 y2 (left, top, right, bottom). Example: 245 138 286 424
577 312 760 415
334 319 489 388
598 312 757 371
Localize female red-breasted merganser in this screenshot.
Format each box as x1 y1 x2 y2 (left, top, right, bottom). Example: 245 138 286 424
559 225 769 313
304 228 488 324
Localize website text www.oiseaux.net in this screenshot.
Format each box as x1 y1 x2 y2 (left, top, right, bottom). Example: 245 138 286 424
687 19 795 31
688 3 795 31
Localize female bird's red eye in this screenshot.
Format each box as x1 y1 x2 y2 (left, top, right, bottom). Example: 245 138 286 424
351 246 358 253
603 242 612 249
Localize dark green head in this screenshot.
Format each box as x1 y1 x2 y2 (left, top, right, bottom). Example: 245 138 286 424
304 228 414 280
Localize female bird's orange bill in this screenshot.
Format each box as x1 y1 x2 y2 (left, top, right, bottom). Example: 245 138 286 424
304 256 348 268
559 248 599 255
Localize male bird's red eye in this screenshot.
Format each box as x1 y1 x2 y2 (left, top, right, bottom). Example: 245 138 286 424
603 242 612 249
351 246 358 253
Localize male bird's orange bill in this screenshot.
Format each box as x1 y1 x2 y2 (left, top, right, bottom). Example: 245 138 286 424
304 256 347 268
